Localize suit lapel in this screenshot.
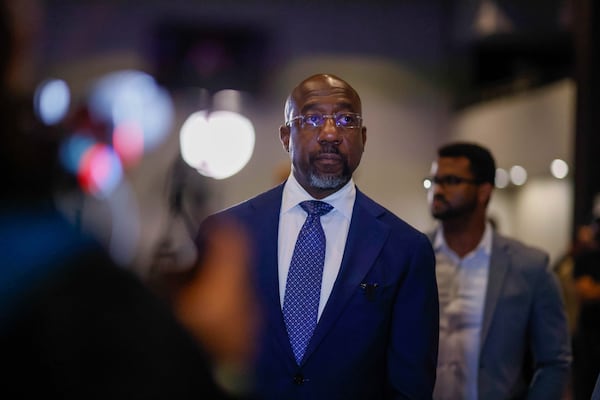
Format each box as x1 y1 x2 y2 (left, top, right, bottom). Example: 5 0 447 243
248 185 296 360
480 232 509 349
302 190 390 364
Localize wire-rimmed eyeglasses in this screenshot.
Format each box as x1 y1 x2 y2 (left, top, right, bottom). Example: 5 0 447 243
423 175 480 189
285 112 362 129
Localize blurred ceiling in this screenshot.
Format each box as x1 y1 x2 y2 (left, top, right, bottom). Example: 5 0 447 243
38 0 573 108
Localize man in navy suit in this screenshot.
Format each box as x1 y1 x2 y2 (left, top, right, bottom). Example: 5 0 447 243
427 142 571 400
201 73 439 399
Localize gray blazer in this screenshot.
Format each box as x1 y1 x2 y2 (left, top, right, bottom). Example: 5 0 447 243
430 230 572 400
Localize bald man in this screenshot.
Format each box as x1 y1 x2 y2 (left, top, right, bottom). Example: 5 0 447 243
200 74 439 399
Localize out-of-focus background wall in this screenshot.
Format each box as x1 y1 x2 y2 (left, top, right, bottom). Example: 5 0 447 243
13 0 596 277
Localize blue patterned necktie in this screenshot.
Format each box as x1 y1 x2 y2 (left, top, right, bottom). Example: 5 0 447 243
283 200 333 365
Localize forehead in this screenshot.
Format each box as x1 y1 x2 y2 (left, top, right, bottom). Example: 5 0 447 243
292 77 361 113
432 156 472 175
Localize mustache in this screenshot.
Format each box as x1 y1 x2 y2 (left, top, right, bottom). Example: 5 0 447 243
318 143 340 154
433 194 448 203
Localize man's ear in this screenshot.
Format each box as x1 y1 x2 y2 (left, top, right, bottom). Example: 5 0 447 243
361 126 367 149
478 182 494 206
279 125 290 152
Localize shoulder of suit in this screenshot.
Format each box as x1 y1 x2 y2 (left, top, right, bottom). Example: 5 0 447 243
356 190 397 221
493 232 549 267
198 186 282 242
214 185 284 215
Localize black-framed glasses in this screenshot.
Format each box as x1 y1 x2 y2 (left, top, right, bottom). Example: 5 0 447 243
424 175 479 188
286 112 362 129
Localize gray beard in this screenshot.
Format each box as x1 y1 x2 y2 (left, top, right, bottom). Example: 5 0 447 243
309 173 348 190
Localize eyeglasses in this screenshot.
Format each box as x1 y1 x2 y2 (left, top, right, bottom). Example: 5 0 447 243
425 175 479 188
286 112 362 129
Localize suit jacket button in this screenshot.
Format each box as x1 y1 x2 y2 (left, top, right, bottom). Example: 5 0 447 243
293 374 304 385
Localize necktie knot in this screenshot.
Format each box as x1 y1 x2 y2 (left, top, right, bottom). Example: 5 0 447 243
300 200 333 217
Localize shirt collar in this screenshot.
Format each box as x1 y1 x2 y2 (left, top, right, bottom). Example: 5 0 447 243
433 221 493 259
281 173 356 220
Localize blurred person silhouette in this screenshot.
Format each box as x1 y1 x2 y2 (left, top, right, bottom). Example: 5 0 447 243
571 215 600 400
552 223 599 399
200 73 439 399
553 223 599 335
146 156 259 397
426 142 571 400
0 1 254 398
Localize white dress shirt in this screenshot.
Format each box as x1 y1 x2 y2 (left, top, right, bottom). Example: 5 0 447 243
278 173 356 320
432 223 493 400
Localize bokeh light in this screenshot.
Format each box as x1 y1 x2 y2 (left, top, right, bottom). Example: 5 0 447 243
88 70 174 156
510 165 528 186
550 159 569 179
78 144 123 198
60 134 123 198
180 110 255 179
112 120 144 166
59 134 96 174
34 78 70 125
495 168 510 188
423 178 432 190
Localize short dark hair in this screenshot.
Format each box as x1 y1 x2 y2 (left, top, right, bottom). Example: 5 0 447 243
438 142 496 185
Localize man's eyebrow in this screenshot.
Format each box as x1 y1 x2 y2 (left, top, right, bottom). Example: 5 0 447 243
300 102 354 114
299 104 319 114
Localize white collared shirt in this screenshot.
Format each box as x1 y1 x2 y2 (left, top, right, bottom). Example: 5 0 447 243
432 223 493 400
278 173 356 320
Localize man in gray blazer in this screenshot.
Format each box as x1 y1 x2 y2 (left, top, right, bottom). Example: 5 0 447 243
426 142 571 400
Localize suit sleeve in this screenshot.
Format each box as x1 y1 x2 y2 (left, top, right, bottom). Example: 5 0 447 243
527 255 572 400
387 232 439 400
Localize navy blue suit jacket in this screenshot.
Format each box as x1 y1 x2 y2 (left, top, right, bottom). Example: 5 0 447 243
206 184 439 399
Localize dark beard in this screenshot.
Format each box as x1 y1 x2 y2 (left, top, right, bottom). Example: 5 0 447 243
431 195 477 220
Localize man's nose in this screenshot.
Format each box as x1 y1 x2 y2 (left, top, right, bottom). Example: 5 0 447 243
317 117 341 142
430 180 445 195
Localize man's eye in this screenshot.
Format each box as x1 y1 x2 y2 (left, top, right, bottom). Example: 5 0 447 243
336 114 356 126
304 114 322 126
